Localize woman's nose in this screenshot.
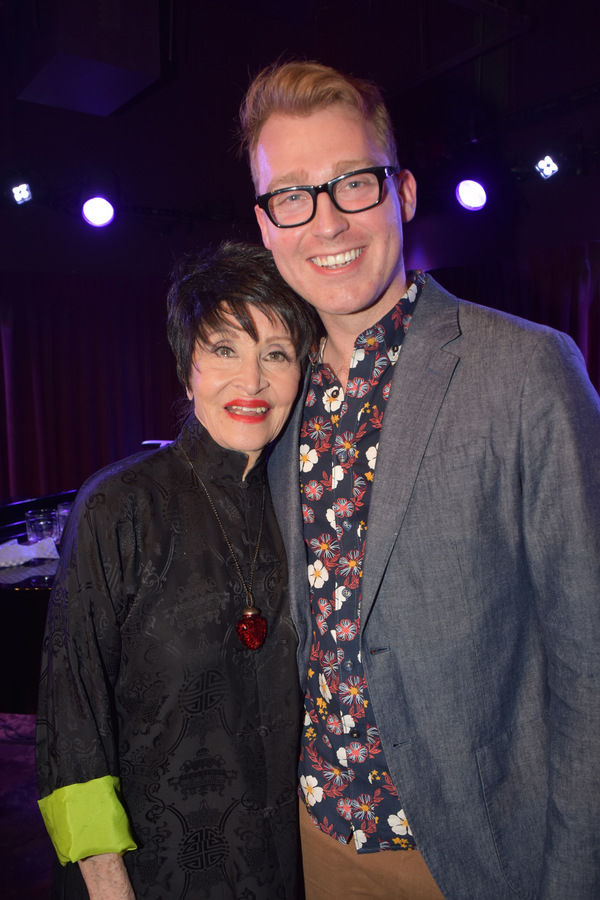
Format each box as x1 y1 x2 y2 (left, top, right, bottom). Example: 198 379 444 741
234 357 266 394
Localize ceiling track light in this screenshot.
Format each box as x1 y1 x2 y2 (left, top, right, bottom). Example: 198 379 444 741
535 155 559 179
12 182 33 204
455 179 487 210
81 168 120 227
82 196 115 227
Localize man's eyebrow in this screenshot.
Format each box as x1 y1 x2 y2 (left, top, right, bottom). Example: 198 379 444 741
265 172 308 191
266 160 375 192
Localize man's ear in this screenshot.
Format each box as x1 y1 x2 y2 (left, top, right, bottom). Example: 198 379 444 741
254 205 272 249
396 169 417 223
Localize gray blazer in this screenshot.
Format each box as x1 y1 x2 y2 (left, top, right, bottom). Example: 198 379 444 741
268 276 600 899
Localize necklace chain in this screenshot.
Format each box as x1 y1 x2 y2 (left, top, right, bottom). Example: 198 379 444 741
180 445 266 609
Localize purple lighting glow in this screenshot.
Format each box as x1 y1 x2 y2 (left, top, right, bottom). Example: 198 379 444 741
82 196 115 227
455 180 487 211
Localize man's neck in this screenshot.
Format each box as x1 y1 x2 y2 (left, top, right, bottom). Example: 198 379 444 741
320 332 354 386
318 278 410 382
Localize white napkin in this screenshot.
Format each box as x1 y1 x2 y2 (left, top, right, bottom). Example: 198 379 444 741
0 537 60 568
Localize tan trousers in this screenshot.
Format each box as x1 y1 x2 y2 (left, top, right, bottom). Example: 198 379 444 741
299 804 446 900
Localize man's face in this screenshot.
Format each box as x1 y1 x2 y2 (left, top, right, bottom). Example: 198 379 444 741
254 104 417 334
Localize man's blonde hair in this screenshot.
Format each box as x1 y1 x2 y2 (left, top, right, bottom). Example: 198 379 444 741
239 59 399 188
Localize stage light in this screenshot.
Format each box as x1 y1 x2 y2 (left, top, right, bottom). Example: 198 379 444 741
82 195 115 227
455 179 487 211
12 182 33 204
81 168 119 227
535 155 559 179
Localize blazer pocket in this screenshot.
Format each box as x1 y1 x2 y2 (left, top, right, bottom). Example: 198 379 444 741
475 720 547 899
419 437 489 480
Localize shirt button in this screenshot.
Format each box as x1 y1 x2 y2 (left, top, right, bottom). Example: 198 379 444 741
350 728 361 739
343 660 354 672
263 807 275 818
257 726 270 737
338 451 348 462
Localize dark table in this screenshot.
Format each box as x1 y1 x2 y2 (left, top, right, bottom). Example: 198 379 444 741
0 490 76 714
0 559 58 714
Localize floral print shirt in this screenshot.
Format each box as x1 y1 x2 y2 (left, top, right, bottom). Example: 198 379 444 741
299 272 425 853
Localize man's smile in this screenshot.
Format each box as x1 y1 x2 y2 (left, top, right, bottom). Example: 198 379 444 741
310 248 364 269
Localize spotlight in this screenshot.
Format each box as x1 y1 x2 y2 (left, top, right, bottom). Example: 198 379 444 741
535 156 559 179
81 169 119 227
455 180 487 211
12 182 32 204
82 196 115 227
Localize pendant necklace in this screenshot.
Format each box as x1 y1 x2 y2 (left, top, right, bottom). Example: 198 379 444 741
180 445 267 650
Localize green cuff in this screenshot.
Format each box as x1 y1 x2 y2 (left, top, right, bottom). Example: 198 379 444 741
38 775 138 865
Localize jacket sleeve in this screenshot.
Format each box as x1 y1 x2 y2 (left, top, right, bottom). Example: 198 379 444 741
520 330 600 898
36 479 138 864
38 776 137 864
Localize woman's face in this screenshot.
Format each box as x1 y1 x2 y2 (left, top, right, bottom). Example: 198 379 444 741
187 307 301 475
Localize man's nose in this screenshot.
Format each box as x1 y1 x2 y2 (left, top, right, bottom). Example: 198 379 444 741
310 191 349 239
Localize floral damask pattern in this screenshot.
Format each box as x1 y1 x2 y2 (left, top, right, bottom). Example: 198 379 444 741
299 275 424 853
37 418 302 898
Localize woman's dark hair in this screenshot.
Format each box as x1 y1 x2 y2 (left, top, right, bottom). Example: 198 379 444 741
167 240 320 390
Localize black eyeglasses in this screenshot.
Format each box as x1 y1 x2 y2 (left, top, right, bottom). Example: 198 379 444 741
256 165 398 228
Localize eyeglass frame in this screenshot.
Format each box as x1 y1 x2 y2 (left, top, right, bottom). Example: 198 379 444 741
255 165 399 228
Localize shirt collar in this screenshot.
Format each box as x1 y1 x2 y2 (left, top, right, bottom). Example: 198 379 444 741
311 269 426 365
177 411 267 486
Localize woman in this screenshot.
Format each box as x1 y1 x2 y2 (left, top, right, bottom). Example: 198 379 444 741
36 241 319 900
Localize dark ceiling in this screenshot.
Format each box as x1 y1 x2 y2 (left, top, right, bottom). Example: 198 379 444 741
2 0 600 277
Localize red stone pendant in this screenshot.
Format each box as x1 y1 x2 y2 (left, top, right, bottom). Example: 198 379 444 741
235 607 267 650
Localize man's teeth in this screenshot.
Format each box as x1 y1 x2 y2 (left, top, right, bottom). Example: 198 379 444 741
228 405 268 414
311 248 363 268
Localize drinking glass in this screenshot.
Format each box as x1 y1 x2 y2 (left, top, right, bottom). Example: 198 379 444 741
56 502 74 541
25 509 57 544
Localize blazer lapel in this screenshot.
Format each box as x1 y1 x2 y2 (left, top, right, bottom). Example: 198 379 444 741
360 281 461 626
270 282 462 638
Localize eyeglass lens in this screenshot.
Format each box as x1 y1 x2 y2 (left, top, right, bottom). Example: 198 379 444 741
268 170 383 226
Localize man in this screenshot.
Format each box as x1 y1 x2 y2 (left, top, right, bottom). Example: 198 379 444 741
239 61 600 899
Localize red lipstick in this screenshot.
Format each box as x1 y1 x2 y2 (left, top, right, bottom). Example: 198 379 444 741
225 399 271 423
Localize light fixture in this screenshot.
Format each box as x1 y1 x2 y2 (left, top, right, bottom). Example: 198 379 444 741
11 182 33 204
455 179 487 211
534 155 559 179
81 168 119 227
82 196 115 227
